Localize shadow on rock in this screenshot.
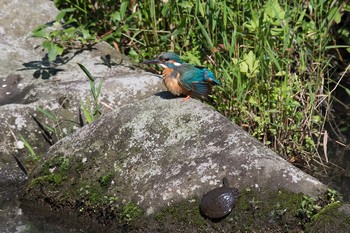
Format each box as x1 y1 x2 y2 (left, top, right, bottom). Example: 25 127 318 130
17 47 96 79
154 91 178 100
0 74 34 105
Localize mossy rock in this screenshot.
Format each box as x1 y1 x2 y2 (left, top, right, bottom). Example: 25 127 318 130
305 203 350 233
119 189 307 232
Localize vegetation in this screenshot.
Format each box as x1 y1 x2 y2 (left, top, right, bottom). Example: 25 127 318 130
297 188 340 222
78 63 104 124
121 202 144 223
123 188 344 232
19 133 40 162
32 0 350 173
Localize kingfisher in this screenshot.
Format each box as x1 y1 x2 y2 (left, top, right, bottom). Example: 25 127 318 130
144 52 221 100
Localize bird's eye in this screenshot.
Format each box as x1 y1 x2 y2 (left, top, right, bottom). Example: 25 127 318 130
159 57 169 62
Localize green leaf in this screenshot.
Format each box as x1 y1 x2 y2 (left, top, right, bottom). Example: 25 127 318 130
62 18 78 27
248 96 258 105
48 43 64 62
36 106 57 121
96 80 103 102
270 27 284 36
42 41 51 50
150 0 156 21
78 63 95 82
245 51 255 71
19 134 37 160
178 1 194 9
240 51 260 78
56 10 66 22
56 8 76 22
240 61 248 73
78 63 97 100
81 28 91 39
161 2 171 17
111 11 121 22
32 24 47 33
264 0 285 21
31 26 47 38
128 48 138 58
344 86 350 96
120 1 129 20
197 1 205 17
328 7 342 24
81 101 93 124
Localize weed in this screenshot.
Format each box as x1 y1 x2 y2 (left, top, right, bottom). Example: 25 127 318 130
35 106 64 143
298 195 321 221
98 172 114 189
31 8 97 61
78 63 103 124
121 202 143 223
297 189 340 222
16 106 73 168
19 133 40 162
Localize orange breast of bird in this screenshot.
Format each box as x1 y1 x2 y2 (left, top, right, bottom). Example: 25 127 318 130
162 68 189 96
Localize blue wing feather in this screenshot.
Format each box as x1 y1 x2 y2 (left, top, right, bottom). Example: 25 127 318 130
189 82 211 97
176 65 219 97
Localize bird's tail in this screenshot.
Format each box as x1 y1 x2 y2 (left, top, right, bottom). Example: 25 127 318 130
204 70 221 85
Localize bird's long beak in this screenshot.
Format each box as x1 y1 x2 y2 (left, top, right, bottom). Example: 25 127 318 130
143 59 168 68
143 59 161 64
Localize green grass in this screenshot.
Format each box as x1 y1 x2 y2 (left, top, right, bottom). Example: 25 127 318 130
19 133 40 162
37 0 350 173
78 63 103 124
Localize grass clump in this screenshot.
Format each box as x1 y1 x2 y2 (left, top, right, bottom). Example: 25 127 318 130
98 172 114 189
78 63 104 124
297 188 340 222
121 202 144 223
38 0 350 173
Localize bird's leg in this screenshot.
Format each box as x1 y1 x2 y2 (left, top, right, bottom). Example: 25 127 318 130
181 95 191 102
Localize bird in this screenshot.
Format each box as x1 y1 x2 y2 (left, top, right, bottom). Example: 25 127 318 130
144 52 221 100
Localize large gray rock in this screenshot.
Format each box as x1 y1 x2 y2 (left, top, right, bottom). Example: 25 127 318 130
25 95 327 217
0 0 164 170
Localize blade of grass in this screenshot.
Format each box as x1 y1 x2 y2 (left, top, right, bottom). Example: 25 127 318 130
196 17 214 51
19 133 38 160
78 63 97 100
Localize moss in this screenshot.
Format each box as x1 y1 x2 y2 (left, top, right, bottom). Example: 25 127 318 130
98 172 114 189
29 155 71 188
30 173 68 187
28 167 345 233
131 190 304 232
77 182 105 205
306 203 350 232
155 198 207 230
121 202 144 222
75 180 118 207
40 155 70 175
311 202 341 221
230 188 304 232
76 159 85 173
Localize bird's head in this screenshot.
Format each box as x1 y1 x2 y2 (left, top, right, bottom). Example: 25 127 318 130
157 52 183 65
144 52 183 68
